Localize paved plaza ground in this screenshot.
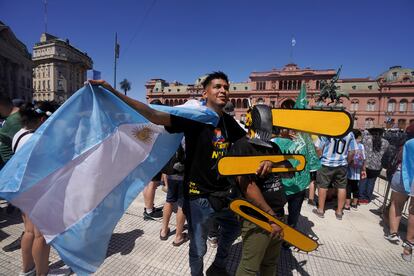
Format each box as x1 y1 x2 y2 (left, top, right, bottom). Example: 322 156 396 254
1 178 413 275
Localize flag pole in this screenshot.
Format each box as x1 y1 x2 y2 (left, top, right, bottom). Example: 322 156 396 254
114 32 118 89
44 0 48 33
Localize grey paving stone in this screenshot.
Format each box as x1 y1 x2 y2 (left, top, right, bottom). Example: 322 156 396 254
1 179 414 275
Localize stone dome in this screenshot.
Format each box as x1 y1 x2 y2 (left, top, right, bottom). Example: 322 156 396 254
378 65 414 83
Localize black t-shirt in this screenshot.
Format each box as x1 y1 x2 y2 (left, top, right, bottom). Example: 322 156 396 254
228 136 287 214
165 112 246 197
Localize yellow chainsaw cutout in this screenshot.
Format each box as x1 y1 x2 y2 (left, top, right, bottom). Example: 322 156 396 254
230 199 319 252
218 154 305 176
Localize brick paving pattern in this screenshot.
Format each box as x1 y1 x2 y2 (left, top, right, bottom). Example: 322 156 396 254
1 178 413 275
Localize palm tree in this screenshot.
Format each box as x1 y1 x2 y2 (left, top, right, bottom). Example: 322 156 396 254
119 79 131 96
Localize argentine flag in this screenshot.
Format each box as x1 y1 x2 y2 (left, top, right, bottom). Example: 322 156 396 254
402 139 414 195
0 85 218 275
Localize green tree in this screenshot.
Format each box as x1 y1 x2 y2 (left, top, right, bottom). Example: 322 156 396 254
119 79 131 96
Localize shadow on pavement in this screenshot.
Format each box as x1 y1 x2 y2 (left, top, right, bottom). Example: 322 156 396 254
106 229 144 257
296 215 318 240
0 207 23 242
280 247 310 276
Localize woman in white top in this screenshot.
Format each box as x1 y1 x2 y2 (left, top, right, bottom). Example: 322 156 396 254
13 102 58 276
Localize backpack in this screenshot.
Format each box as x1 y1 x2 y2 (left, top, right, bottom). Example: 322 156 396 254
381 144 399 170
351 150 364 169
161 144 185 175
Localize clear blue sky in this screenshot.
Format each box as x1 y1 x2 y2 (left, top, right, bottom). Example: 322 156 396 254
2 0 414 101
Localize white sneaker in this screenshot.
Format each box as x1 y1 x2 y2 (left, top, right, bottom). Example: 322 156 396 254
384 233 400 243
18 267 36 276
207 236 218 248
47 267 72 276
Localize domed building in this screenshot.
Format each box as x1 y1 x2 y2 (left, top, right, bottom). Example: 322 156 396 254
146 64 414 129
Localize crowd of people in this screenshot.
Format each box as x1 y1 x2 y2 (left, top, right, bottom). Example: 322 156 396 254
1 71 413 275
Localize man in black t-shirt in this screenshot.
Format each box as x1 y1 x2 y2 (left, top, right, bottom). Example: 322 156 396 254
230 137 286 276
228 105 287 276
89 72 273 276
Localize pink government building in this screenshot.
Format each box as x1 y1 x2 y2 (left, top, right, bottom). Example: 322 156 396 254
146 64 414 130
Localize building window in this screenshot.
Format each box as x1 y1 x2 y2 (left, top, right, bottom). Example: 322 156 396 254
387 100 396 112
177 89 180 92
367 100 376 111
236 99 242 108
242 99 249 108
365 118 374 129
245 86 248 90
398 119 407 129
368 85 372 90
256 81 265 90
412 100 414 111
155 88 158 92
352 85 356 90
168 89 171 92
399 99 408 112
233 87 237 90
316 80 320 90
350 99 359 111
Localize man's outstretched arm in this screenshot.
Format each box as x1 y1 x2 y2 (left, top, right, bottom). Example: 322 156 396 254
88 80 171 127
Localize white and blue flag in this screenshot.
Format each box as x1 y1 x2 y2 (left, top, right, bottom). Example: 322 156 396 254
0 85 218 275
402 139 414 195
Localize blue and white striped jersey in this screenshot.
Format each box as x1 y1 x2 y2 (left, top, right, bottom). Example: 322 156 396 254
315 132 357 167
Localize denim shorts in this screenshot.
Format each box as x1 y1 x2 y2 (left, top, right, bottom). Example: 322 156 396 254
390 169 409 195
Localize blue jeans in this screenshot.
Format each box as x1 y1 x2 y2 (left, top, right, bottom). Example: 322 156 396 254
359 177 377 200
187 197 240 276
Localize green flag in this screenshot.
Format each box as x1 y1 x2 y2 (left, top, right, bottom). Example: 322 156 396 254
294 83 308 109
293 82 321 173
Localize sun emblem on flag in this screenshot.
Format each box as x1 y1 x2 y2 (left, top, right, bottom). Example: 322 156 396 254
132 126 153 143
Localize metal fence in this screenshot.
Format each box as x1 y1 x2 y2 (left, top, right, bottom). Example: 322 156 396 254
374 171 411 217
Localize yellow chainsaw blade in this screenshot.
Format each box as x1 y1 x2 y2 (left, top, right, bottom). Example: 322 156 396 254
272 109 352 137
218 155 305 176
230 199 319 252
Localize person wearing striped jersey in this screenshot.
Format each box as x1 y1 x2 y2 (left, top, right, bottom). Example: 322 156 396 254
312 131 357 220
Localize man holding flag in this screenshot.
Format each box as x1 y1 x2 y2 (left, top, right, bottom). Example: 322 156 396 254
90 72 273 276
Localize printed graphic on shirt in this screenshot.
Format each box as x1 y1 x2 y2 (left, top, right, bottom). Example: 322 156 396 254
262 174 283 193
189 181 200 195
211 128 229 159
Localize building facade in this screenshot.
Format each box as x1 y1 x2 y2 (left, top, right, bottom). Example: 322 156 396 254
0 21 33 102
32 33 93 103
146 64 414 129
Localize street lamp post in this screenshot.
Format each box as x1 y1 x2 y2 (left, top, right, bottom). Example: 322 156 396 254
384 111 394 129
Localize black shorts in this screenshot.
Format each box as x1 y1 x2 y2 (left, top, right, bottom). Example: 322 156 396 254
151 171 162 182
166 177 184 207
310 171 317 181
316 165 347 189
